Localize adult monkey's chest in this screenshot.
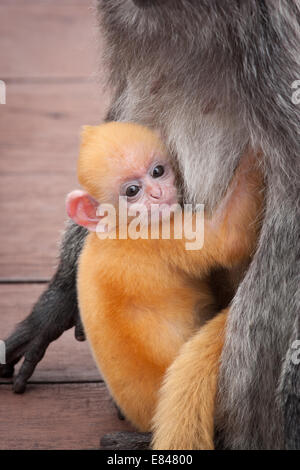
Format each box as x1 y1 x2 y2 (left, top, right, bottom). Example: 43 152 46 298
106 54 249 213
99 0 250 210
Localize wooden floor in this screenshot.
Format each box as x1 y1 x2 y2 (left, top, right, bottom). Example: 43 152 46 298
0 0 133 449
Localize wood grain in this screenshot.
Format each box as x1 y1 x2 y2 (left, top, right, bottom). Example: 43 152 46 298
0 0 99 79
0 383 134 450
0 81 109 279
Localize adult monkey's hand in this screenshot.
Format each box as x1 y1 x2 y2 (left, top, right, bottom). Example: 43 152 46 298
0 222 86 393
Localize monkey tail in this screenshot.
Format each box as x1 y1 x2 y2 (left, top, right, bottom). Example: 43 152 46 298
151 309 228 450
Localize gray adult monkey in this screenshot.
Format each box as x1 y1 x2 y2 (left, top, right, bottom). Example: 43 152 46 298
1 0 299 450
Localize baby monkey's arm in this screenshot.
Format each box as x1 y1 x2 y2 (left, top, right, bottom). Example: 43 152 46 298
169 150 264 275
208 150 264 268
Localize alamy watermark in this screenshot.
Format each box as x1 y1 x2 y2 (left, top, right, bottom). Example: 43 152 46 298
0 340 6 364
0 80 6 104
95 197 205 251
290 340 300 365
291 80 300 105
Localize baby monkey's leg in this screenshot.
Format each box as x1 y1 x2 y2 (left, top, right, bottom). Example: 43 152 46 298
151 310 228 450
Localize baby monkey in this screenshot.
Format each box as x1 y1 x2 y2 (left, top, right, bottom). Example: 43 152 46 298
67 122 263 449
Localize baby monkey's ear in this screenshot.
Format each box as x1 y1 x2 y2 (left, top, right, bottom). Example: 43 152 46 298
66 190 100 232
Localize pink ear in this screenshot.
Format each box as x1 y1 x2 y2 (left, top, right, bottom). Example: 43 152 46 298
66 190 100 232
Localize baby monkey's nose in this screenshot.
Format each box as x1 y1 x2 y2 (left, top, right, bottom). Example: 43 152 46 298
149 186 162 199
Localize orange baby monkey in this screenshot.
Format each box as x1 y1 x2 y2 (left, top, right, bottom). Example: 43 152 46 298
66 122 263 449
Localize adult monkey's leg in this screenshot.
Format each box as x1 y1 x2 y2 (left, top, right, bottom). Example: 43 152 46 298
215 4 300 449
280 314 300 450
0 222 87 393
216 192 299 449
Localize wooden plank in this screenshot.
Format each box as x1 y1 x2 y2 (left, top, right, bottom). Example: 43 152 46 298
0 383 134 450
0 81 109 279
0 284 100 382
0 0 100 79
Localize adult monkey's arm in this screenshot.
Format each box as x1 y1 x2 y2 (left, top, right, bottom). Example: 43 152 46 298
0 222 87 392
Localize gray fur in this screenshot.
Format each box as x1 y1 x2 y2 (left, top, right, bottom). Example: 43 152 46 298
280 313 300 450
2 0 298 448
98 0 300 448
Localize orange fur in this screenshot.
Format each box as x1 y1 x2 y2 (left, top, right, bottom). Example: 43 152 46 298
75 122 263 445
152 309 227 449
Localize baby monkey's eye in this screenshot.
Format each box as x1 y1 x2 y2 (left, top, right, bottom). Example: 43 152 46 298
151 165 165 178
125 185 140 198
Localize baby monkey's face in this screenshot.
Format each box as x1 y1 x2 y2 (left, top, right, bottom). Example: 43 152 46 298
69 123 181 233
118 158 178 211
